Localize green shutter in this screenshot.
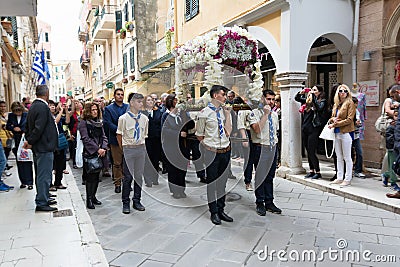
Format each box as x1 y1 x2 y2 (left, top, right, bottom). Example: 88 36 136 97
130 47 135 71
115 10 122 32
131 0 135 20
123 53 128 76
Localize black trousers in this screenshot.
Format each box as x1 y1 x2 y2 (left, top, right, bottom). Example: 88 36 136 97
204 149 230 214
68 139 77 166
167 161 187 194
53 149 66 186
302 127 322 172
144 137 161 184
187 138 206 178
12 147 33 185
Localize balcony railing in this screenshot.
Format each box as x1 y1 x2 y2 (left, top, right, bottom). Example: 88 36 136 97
91 5 117 41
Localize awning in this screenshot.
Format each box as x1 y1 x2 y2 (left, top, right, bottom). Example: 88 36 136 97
140 53 174 73
1 36 22 64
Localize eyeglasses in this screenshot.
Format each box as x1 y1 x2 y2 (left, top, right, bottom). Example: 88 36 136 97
338 90 348 93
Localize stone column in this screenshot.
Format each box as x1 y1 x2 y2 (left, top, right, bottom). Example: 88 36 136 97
276 72 308 177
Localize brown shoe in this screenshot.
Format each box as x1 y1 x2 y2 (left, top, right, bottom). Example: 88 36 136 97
386 191 400 199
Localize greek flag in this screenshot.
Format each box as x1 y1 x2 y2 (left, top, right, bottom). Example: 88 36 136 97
32 50 50 85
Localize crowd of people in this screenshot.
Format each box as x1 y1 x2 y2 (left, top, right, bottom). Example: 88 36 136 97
1 82 399 223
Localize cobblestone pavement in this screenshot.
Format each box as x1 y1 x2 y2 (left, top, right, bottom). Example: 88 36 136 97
71 163 400 267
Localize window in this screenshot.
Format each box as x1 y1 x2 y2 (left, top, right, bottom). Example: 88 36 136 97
130 47 135 71
55 67 58 73
46 51 50 60
185 0 199 21
123 52 128 76
131 0 135 20
115 10 122 32
61 66 64 70
124 3 129 22
62 75 64 79
56 75 58 80
45 32 49 42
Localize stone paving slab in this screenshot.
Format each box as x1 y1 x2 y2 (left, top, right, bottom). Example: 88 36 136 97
0 159 107 267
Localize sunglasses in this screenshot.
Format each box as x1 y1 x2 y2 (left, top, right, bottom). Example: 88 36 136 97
338 90 348 93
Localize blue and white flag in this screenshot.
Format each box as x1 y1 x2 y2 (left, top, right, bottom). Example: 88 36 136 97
32 50 50 85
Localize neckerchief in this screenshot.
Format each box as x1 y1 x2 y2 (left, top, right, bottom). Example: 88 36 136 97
127 111 141 141
208 103 224 138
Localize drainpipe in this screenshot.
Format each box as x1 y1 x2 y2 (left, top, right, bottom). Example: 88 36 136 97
352 0 360 83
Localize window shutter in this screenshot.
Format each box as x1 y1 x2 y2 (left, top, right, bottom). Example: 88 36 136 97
123 53 128 76
185 0 199 21
130 47 135 71
131 0 135 20
191 0 199 18
185 0 191 21
115 11 122 32
125 3 129 22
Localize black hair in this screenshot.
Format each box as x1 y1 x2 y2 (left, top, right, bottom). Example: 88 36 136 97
262 89 275 97
36 85 49 97
210 85 228 99
114 88 124 96
0 100 5 105
233 96 245 104
165 94 176 110
48 100 56 106
128 93 144 102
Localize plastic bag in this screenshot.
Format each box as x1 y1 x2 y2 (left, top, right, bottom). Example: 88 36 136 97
75 130 83 168
17 134 33 162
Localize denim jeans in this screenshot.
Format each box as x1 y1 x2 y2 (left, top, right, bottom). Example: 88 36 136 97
0 145 6 184
352 138 363 173
33 152 54 207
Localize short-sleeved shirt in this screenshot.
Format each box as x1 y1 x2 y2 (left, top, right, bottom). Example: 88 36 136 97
196 106 231 149
237 110 252 131
116 112 149 146
248 109 279 146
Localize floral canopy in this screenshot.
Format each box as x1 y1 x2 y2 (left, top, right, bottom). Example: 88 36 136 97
174 25 263 104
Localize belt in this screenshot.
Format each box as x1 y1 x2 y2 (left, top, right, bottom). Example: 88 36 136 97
252 143 273 147
203 144 231 153
123 144 145 148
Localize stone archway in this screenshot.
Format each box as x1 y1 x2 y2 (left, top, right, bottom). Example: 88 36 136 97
383 4 400 46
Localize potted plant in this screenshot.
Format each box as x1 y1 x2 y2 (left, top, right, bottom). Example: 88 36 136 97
118 28 126 39
125 21 134 32
165 27 174 52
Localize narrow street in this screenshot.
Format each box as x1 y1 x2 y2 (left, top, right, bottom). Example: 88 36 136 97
71 163 400 267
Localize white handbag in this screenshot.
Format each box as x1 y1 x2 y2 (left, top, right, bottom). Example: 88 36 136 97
319 123 335 158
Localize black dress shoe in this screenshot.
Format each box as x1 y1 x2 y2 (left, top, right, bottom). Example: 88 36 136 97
49 194 57 198
35 206 58 212
145 183 152 187
219 211 233 222
210 213 221 225
20 184 27 189
172 193 181 199
92 197 102 205
132 202 145 211
122 203 130 214
82 181 86 185
311 173 322 179
228 174 236 180
48 200 57 205
199 177 207 183
115 185 121 193
153 181 159 185
329 175 337 182
265 202 282 214
256 203 266 216
304 172 315 178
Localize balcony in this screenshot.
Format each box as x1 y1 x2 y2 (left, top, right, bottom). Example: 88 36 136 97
91 5 117 42
78 27 88 42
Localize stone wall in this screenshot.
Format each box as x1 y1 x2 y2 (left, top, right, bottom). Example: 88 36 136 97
135 0 157 69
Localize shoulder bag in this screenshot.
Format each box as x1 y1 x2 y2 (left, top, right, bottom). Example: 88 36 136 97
83 154 103 174
375 103 390 133
319 122 335 158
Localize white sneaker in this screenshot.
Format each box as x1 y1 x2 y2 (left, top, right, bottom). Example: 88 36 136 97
354 172 365 178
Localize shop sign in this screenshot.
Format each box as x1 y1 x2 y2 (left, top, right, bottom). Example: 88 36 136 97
106 81 114 89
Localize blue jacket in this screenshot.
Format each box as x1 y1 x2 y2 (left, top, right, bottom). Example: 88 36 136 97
103 102 128 145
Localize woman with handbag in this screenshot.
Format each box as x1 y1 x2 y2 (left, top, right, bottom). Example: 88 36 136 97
49 100 69 190
295 85 327 179
78 102 108 209
6 102 34 189
0 100 12 175
328 84 356 187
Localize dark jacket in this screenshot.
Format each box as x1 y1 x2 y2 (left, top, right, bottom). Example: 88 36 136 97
161 111 194 169
6 112 28 149
25 99 58 153
78 119 108 157
394 116 400 156
142 108 162 138
103 102 128 145
295 92 327 129
386 124 395 150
